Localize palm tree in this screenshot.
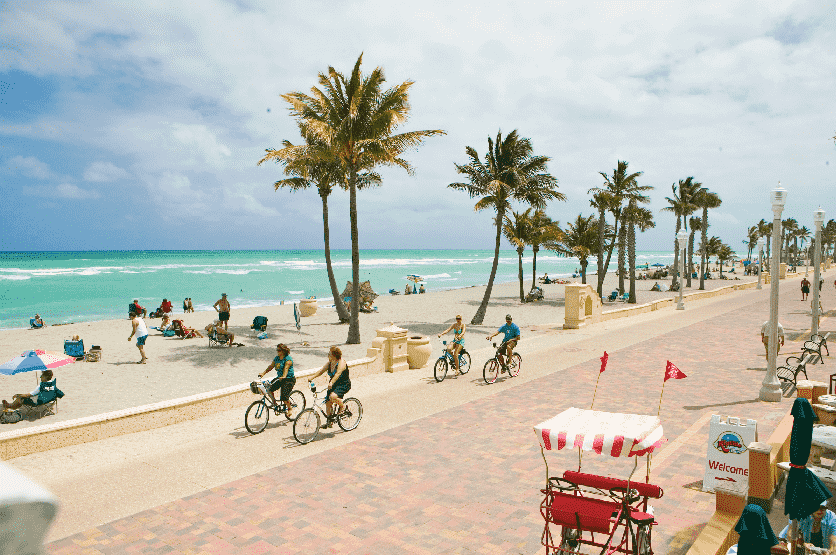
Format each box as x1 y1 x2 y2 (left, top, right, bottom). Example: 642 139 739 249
797 226 810 270
527 209 560 289
503 209 532 302
450 130 563 325
590 161 643 296
661 177 701 288
687 216 701 287
589 191 614 298
746 226 758 262
546 214 599 284
717 243 735 278
260 131 381 323
693 187 721 290
624 203 655 302
278 53 445 344
782 218 798 265
704 236 723 276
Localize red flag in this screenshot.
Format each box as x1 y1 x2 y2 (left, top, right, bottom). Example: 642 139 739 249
599 351 609 373
664 360 687 382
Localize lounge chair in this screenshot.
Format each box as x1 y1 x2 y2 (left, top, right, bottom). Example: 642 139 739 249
208 329 231 348
64 339 84 359
30 318 44 329
251 316 268 331
620 292 629 302
171 320 201 339
607 291 618 301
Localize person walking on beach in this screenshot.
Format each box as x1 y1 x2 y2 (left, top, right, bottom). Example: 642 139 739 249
438 315 466 373
487 314 521 372
308 346 351 428
183 298 189 313
802 277 811 301
128 311 149 364
760 319 784 359
258 343 295 418
187 298 194 313
213 293 230 331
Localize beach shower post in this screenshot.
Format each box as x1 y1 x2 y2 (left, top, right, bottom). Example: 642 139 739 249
760 184 786 402
812 207 825 335
676 229 688 310
756 236 765 290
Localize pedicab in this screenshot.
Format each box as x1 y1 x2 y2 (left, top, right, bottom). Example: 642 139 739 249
534 407 666 555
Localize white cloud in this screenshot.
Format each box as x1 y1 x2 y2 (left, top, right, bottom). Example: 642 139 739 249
22 183 100 199
83 161 129 182
6 155 54 179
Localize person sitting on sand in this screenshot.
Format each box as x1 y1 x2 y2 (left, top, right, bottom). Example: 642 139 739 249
419 284 425 294
31 314 45 328
438 315 466 373
205 321 235 344
308 346 351 428
159 313 171 331
2 370 63 411
404 283 411 295
543 273 551 284
171 320 203 339
258 343 295 417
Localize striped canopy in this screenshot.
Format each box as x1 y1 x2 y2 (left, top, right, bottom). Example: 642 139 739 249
535 407 666 458
0 350 76 376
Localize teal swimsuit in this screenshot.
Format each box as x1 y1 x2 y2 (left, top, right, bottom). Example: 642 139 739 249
452 325 465 346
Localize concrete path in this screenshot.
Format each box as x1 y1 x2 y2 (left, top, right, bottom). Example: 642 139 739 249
8 275 833 554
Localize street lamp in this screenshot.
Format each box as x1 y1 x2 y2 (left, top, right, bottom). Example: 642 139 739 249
812 207 825 335
676 229 689 310
756 236 765 290
760 183 786 402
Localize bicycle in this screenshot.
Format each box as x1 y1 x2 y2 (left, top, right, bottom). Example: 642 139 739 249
293 382 363 444
434 340 471 382
244 379 306 435
482 339 521 384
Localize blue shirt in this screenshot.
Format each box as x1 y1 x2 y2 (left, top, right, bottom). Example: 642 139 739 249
780 510 836 549
498 323 521 343
273 355 294 379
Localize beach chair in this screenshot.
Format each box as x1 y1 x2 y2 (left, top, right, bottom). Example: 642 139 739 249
64 339 84 359
208 329 231 348
607 291 618 302
251 316 268 331
620 292 629 302
30 318 44 329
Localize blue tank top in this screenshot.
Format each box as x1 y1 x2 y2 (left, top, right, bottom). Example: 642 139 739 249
273 355 294 378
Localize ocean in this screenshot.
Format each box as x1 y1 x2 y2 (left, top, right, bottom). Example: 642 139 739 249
0 249 676 330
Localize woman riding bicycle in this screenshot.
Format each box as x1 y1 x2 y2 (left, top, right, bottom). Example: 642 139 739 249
486 314 521 371
438 314 466 373
258 343 295 418
308 346 351 428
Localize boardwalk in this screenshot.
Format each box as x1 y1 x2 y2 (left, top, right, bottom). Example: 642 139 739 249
42 286 834 554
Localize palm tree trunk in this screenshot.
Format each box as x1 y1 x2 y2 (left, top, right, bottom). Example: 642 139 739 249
699 212 707 288
672 217 681 288
322 193 349 323
687 230 695 288
596 208 606 298
472 209 504 325
531 246 538 290
346 168 361 344
580 258 588 284
628 222 636 303
517 249 524 302
617 215 626 294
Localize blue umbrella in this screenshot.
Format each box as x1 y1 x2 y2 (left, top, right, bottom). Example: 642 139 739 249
0 350 76 384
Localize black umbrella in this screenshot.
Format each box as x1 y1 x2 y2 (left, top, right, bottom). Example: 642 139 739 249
734 503 778 555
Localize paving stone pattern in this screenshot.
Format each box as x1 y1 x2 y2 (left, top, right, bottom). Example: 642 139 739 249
47 293 832 555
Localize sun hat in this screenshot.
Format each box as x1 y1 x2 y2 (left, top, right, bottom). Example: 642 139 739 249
222 293 227 297
506 314 512 320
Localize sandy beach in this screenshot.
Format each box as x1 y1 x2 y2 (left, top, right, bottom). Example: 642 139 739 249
0 268 758 429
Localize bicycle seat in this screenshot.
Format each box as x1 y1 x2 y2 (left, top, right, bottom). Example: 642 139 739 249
629 509 655 526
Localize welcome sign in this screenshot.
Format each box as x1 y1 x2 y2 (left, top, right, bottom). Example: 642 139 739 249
703 415 758 494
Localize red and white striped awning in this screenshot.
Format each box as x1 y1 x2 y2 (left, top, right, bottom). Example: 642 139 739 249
535 407 666 458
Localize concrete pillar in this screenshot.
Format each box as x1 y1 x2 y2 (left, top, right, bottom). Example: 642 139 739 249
373 323 409 373
779 262 788 279
762 272 771 285
746 442 774 512
813 382 829 405
716 483 748 514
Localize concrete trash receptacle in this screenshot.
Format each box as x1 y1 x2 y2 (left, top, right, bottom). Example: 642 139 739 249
299 299 317 317
407 336 432 369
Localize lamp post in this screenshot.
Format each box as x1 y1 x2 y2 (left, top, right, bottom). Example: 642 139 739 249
757 236 765 290
676 229 689 310
812 207 825 335
760 184 786 402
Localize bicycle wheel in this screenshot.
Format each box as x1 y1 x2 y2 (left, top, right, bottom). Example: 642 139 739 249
337 398 363 431
458 351 471 374
634 524 651 555
293 408 320 444
507 352 522 377
434 357 448 382
244 400 270 434
483 359 500 384
284 390 306 421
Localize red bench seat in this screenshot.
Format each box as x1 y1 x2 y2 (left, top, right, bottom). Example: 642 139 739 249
563 471 663 499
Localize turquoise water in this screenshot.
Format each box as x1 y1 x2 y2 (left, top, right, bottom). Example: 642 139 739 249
0 249 676 329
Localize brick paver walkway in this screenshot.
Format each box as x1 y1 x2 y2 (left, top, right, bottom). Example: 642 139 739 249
47 290 833 555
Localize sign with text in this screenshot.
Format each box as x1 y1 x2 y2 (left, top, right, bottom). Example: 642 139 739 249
703 415 758 494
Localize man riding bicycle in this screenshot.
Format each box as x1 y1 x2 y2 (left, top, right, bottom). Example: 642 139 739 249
486 314 521 372
258 343 295 418
438 314 466 373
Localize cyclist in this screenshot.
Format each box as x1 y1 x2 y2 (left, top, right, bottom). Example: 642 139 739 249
438 315 466 373
486 314 521 372
308 346 351 428
258 343 295 418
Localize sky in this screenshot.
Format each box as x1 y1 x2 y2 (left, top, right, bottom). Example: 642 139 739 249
1 0 835 252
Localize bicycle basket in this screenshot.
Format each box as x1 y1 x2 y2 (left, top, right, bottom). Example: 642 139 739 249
249 381 260 394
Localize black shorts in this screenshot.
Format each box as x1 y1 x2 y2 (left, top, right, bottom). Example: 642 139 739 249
328 381 351 399
22 397 38 407
219 311 230 321
270 376 296 402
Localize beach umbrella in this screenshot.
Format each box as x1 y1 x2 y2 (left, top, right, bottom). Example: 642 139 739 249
0 350 77 384
734 503 779 555
405 274 424 283
652 263 666 267
358 281 378 302
785 398 832 549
